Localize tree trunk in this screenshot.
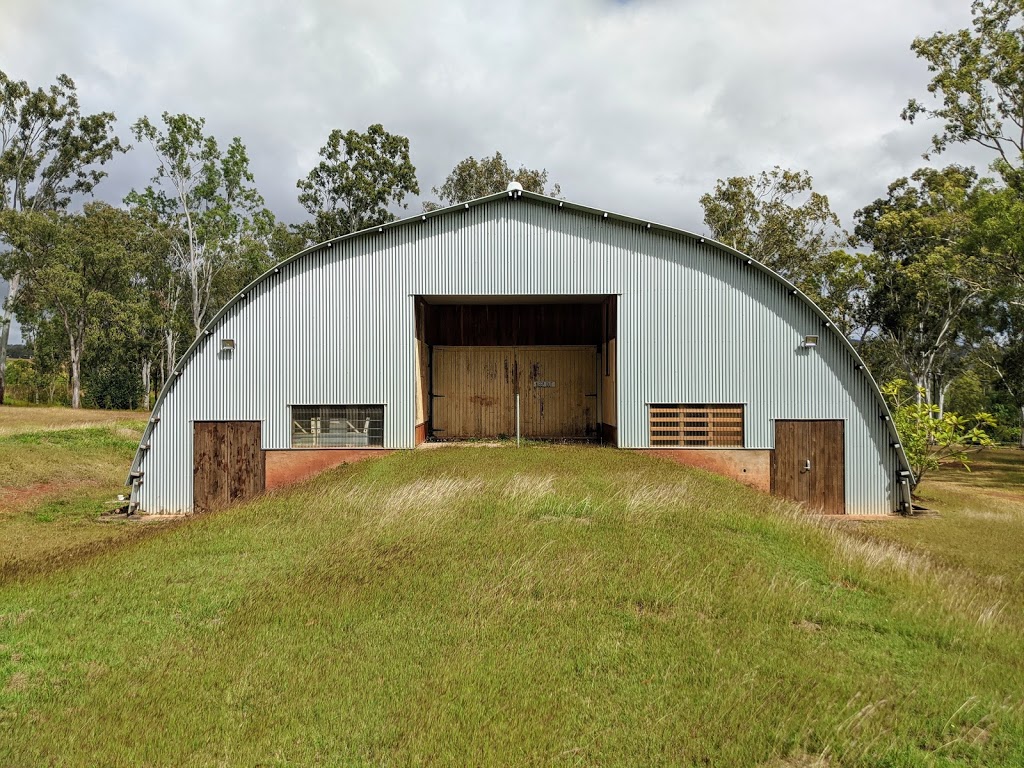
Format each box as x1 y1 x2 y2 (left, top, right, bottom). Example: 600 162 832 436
69 340 82 410
0 271 22 405
141 357 152 410
164 327 177 383
1019 405 1024 450
917 376 933 409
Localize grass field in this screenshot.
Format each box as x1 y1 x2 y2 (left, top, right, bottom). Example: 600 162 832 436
0 404 143 437
0 409 1022 766
0 407 162 576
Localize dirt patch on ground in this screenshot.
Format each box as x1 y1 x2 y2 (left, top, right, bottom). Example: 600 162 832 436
0 481 115 518
0 480 102 514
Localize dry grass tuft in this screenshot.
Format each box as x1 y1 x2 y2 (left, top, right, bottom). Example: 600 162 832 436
617 481 690 512
503 475 556 507
760 752 832 767
4 671 29 693
374 475 487 526
0 405 143 436
830 535 932 577
957 506 1024 522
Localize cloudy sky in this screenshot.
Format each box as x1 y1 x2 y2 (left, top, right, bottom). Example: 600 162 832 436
1 0 990 343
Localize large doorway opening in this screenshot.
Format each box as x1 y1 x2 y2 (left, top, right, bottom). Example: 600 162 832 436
414 296 617 443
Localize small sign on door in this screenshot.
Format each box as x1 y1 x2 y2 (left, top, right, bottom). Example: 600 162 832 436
534 380 556 388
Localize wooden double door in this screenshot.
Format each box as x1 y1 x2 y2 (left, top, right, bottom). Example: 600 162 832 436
193 421 265 512
432 346 598 439
772 420 845 515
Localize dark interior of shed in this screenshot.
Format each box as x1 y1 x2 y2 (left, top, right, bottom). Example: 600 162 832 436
414 296 617 443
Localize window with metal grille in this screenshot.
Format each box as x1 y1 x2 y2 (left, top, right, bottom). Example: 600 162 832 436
649 404 744 447
291 405 384 448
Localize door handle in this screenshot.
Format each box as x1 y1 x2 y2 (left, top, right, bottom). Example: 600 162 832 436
802 459 811 473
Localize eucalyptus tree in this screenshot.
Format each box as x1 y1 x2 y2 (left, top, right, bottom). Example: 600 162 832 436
903 0 1024 191
0 69 124 403
297 124 418 242
423 151 561 211
699 167 863 334
977 303 1024 446
0 203 151 408
902 1 1024 425
128 112 270 359
854 165 986 408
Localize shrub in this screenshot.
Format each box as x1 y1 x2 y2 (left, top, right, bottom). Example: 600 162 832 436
882 379 996 489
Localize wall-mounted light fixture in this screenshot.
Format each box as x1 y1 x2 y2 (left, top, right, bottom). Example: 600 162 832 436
221 339 236 351
801 335 819 348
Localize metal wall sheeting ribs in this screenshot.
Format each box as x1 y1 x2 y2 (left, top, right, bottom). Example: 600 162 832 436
132 194 907 515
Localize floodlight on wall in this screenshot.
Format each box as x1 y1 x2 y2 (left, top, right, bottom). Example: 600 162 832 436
801 335 819 348
221 339 236 351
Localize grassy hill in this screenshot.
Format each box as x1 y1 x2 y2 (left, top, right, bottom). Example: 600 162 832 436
0 416 1022 766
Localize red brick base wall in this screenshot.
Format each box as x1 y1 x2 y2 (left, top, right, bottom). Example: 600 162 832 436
264 449 393 490
415 422 427 445
637 449 772 493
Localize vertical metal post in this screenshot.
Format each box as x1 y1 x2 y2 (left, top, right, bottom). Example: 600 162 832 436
516 392 521 447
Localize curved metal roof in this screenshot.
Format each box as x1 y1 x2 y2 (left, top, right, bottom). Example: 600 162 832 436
128 188 913 489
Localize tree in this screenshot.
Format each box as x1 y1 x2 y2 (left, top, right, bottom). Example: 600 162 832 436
0 203 149 408
297 124 418 242
699 167 863 332
975 301 1024 446
854 166 986 408
903 0 1024 190
966 182 1024 302
128 112 269 341
423 151 561 211
883 380 995 489
0 70 124 403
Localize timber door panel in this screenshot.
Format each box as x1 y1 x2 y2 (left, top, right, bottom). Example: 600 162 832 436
519 347 598 438
194 421 265 512
431 346 597 439
432 347 516 438
773 420 845 514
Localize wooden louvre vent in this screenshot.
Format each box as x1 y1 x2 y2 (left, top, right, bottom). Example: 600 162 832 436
649 404 744 447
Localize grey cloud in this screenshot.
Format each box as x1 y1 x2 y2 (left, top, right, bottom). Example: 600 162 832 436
0 1 985 249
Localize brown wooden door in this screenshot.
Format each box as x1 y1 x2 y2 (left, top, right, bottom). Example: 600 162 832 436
193 421 265 512
773 420 845 514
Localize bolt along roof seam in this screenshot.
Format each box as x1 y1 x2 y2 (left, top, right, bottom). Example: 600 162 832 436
127 189 914 489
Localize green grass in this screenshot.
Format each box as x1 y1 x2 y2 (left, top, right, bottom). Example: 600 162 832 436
1 445 1023 766
863 452 1024 582
0 419 151 576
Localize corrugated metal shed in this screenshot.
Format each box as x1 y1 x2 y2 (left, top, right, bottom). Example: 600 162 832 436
129 189 912 515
